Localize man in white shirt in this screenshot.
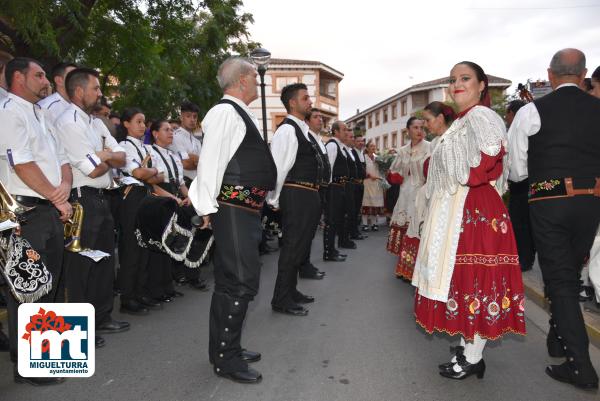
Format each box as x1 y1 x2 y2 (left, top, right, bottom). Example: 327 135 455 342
0 57 73 386
37 62 77 125
189 57 276 384
268 83 322 317
54 67 129 346
508 48 600 390
169 101 201 186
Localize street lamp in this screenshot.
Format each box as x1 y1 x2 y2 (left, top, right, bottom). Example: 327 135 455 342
250 47 271 142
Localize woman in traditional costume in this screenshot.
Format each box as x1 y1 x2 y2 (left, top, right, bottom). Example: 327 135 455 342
412 61 526 379
361 140 385 231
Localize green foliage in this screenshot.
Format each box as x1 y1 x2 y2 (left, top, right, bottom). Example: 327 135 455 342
0 0 258 119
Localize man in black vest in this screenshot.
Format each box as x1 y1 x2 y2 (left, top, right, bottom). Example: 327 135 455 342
268 83 322 316
350 134 367 240
190 57 277 384
324 122 351 260
508 48 600 390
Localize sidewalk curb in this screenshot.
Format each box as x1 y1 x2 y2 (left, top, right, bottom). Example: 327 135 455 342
522 274 600 349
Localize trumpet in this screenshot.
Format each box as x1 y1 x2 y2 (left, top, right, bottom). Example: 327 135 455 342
122 153 152 199
0 179 35 222
102 136 121 191
64 201 85 252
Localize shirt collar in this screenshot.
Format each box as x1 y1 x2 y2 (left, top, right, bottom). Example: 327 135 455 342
126 135 144 146
70 103 92 125
287 114 309 134
223 94 253 115
556 83 580 90
7 92 37 109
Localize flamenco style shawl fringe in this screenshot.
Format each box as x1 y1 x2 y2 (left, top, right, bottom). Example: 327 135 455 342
412 106 509 302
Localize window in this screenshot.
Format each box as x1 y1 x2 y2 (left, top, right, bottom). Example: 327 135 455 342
391 131 398 148
391 103 397 119
401 100 407 116
383 107 388 123
412 91 429 108
375 111 380 126
375 136 380 150
320 78 337 99
273 75 300 93
383 134 388 150
368 115 372 129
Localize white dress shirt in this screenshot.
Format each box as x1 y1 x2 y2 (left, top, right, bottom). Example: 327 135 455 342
507 83 579 182
119 135 158 186
0 93 68 198
0 87 8 101
309 130 327 153
54 104 125 189
189 95 261 216
266 114 311 208
355 148 366 163
325 136 346 169
38 92 70 127
169 126 201 180
344 144 356 161
153 144 184 186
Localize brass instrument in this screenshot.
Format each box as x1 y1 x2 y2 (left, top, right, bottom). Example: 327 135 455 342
102 136 121 190
64 201 85 252
0 179 34 266
122 153 151 199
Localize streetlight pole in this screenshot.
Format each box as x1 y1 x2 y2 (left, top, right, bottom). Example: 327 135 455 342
249 47 271 142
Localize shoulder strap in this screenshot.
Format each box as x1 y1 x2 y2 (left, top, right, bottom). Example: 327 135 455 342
126 139 152 168
152 145 177 187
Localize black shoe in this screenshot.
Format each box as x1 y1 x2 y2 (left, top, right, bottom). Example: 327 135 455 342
299 271 325 280
189 278 210 292
138 296 163 309
333 251 347 258
579 286 594 302
371 224 379 231
361 225 370 232
120 300 149 316
156 295 173 303
14 372 66 386
97 319 130 334
215 366 262 384
323 254 346 262
293 293 315 304
338 240 357 249
439 356 485 380
439 345 464 372
174 276 189 286
546 361 599 390
272 304 309 316
166 290 184 298
240 349 261 363
95 336 106 348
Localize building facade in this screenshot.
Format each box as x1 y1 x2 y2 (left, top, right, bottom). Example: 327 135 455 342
345 75 511 151
248 58 344 141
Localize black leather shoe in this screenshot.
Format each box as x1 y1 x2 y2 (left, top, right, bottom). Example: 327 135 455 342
338 240 357 249
166 290 184 298
174 276 189 286
120 300 149 316
215 366 262 384
350 233 367 240
240 349 261 363
439 345 464 372
299 271 325 280
272 304 309 316
14 372 66 386
546 361 599 390
95 336 106 348
371 225 379 231
293 293 315 304
156 295 173 303
439 356 485 380
97 319 130 334
138 296 162 309
333 251 347 258
189 278 210 291
323 254 346 262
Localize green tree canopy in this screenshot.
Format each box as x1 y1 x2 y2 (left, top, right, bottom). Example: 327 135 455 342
0 0 258 119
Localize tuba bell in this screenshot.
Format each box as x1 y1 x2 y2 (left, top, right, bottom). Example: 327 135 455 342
0 179 35 222
64 201 85 252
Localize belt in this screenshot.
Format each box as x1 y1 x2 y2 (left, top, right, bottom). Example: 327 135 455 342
217 184 268 212
284 181 320 190
71 186 106 199
14 195 51 206
353 179 363 184
528 177 600 202
332 176 348 184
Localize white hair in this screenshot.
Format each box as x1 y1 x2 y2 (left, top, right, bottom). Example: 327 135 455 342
216 57 255 91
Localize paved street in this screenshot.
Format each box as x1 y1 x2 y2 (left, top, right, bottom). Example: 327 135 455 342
1 229 599 401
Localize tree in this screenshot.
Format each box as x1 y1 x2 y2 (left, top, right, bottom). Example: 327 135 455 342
0 0 258 118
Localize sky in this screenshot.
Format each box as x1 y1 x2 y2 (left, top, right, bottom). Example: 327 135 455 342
241 0 600 119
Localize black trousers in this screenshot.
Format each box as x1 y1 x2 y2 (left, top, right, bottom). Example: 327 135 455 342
530 195 600 368
323 183 345 256
272 186 321 307
355 183 364 233
4 203 64 363
299 186 329 275
508 180 536 269
341 182 356 243
116 186 149 303
145 249 174 298
64 189 116 326
209 203 262 373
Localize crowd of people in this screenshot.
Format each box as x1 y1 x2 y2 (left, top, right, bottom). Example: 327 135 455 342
0 46 599 392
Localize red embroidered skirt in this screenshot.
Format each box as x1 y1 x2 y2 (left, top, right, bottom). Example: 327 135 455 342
387 223 407 256
395 235 419 280
414 185 527 340
361 206 384 215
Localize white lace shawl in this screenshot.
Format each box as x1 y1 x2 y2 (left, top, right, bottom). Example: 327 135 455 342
412 106 508 302
390 140 431 186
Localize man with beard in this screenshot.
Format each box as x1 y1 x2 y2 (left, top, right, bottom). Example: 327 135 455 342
54 68 129 348
268 83 323 316
38 61 77 125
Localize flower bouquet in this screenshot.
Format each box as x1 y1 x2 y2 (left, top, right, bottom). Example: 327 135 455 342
374 149 396 191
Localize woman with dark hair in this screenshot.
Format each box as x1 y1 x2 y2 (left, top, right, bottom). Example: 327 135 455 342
395 102 455 281
386 117 430 258
116 108 164 315
412 62 526 379
361 140 385 230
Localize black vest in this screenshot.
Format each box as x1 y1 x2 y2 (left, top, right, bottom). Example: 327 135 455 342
283 118 322 184
327 139 349 179
218 99 277 189
529 86 600 182
318 137 331 185
344 148 358 179
351 148 367 180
